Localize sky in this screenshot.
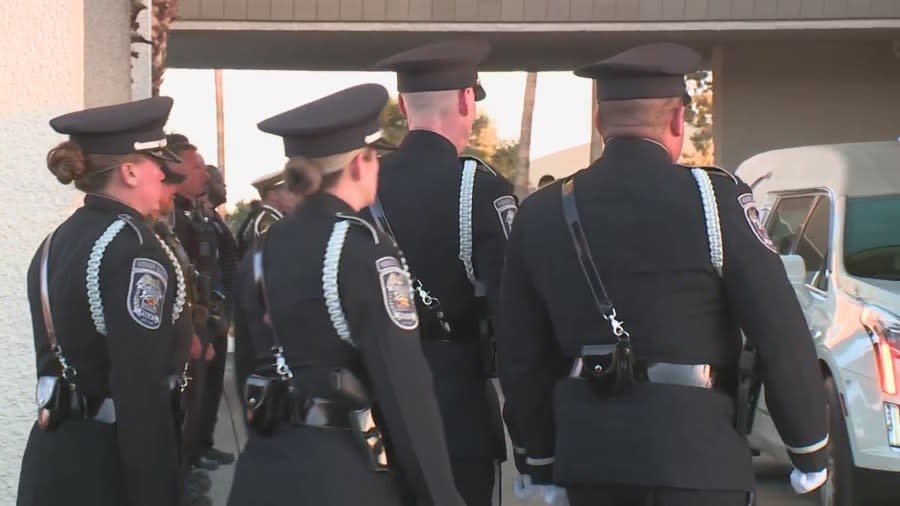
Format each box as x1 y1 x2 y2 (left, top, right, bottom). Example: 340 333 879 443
161 69 593 206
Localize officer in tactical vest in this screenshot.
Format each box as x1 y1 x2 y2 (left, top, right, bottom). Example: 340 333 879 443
18 97 187 506
497 43 829 505
367 40 516 506
227 83 463 506
236 170 297 258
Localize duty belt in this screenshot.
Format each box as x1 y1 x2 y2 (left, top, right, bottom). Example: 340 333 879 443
570 357 735 393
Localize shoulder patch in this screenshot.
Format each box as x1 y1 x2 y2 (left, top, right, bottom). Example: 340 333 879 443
493 195 518 239
738 193 778 254
127 258 168 330
375 256 418 330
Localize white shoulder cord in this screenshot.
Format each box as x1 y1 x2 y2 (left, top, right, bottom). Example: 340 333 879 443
458 159 478 284
323 220 353 346
86 220 127 335
154 234 186 323
691 168 724 276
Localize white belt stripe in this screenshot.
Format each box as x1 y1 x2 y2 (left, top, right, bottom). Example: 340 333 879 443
526 456 555 466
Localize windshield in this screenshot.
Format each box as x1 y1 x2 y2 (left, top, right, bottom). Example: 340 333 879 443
844 195 900 280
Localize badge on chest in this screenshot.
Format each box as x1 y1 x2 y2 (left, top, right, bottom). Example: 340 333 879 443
127 258 168 330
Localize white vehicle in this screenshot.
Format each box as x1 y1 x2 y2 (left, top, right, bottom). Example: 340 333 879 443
736 142 900 505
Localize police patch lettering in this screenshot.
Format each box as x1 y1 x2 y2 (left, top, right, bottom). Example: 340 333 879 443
493 196 518 239
738 193 777 253
127 258 168 329
375 257 418 330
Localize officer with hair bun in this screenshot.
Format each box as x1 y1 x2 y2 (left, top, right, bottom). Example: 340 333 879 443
228 83 463 506
18 97 189 506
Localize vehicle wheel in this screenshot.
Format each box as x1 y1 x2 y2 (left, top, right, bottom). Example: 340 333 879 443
819 376 860 506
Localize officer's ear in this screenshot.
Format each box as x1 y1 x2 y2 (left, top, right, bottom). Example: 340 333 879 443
593 109 606 137
397 95 409 119
118 161 142 188
669 104 686 139
457 88 472 117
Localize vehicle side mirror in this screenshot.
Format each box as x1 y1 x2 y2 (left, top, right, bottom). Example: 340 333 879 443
781 254 807 288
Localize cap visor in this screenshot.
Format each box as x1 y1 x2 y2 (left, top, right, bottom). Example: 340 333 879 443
475 83 486 102
160 162 186 184
369 136 397 154
147 146 182 164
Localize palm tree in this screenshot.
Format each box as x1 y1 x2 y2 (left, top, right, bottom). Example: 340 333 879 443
513 72 538 198
151 0 181 97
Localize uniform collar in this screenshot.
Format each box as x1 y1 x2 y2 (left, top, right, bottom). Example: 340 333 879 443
306 192 356 216
175 193 194 211
83 194 144 220
602 136 673 164
399 129 459 159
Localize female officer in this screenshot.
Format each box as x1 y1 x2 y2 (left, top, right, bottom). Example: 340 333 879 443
17 97 189 506
227 84 463 506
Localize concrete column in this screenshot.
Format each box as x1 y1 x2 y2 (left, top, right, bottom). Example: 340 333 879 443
714 40 900 171
0 0 85 497
132 2 154 100
84 0 133 106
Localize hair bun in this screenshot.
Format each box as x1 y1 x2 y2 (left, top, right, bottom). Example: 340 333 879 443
46 141 87 185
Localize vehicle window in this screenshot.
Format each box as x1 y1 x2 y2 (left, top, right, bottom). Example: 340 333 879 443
765 196 816 255
845 195 900 281
796 197 831 288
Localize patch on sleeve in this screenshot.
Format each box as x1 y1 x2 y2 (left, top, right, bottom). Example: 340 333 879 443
493 195 518 239
738 193 778 253
127 258 168 330
375 256 419 330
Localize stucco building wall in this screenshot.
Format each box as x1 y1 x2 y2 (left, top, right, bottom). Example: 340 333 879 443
0 1 133 500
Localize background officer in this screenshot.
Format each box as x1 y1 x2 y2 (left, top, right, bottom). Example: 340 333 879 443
497 43 829 506
227 83 463 506
370 40 515 506
18 97 187 506
235 170 297 258
195 165 239 468
164 136 219 504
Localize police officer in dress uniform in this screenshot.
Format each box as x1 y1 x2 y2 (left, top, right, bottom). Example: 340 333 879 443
163 138 220 504
496 43 830 506
235 171 297 259
17 97 189 506
227 83 464 506
369 40 515 506
195 165 239 468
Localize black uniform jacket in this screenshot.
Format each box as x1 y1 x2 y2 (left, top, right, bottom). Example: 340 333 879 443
364 129 513 460
497 137 828 492
228 193 463 506
18 194 181 506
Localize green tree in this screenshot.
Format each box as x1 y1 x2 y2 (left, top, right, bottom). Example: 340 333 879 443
226 199 259 236
683 70 714 165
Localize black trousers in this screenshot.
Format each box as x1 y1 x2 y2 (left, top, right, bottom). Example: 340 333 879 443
449 458 495 506
567 485 751 506
198 334 228 450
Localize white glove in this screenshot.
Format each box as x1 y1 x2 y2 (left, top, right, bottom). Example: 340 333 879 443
512 473 539 500
790 467 827 494
540 485 569 506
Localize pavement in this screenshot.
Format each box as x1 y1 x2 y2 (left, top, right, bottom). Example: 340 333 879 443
205 352 817 505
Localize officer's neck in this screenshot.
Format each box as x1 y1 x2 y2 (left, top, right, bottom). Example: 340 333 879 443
97 188 149 217
324 188 364 212
406 126 465 155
